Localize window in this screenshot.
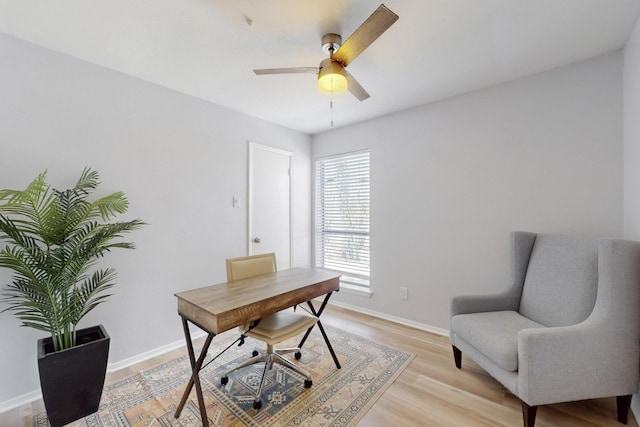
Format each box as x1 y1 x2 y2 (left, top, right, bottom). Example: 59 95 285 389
315 150 370 289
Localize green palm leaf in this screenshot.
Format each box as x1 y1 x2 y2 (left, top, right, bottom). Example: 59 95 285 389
0 168 144 351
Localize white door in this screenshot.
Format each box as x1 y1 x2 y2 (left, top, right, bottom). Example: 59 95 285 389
248 142 292 270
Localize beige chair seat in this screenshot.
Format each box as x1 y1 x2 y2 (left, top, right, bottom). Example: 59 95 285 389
244 308 318 345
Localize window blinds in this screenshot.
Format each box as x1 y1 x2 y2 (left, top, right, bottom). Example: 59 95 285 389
315 151 370 283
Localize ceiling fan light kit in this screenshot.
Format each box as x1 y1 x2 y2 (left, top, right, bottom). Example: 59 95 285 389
253 3 399 103
317 58 348 96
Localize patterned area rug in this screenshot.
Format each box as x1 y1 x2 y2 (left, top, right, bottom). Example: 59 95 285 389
34 324 413 426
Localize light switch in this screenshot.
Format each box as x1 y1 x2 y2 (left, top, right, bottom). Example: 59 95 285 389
232 196 240 208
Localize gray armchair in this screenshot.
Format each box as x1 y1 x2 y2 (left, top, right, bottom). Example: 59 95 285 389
450 232 640 427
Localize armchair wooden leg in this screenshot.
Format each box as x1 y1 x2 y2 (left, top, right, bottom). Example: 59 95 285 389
521 401 537 427
452 345 462 369
617 395 632 424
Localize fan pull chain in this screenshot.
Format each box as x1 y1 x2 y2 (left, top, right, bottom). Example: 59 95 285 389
330 74 335 127
330 100 334 127
330 44 335 127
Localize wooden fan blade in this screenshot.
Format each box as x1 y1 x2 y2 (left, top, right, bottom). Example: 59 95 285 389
254 67 317 75
345 70 370 101
332 4 399 67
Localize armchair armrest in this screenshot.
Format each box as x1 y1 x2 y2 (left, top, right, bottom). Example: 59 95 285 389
517 321 639 406
450 290 521 317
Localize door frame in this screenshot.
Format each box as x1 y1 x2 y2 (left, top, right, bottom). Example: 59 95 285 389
247 141 293 267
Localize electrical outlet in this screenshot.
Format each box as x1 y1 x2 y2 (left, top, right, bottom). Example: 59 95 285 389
400 287 408 300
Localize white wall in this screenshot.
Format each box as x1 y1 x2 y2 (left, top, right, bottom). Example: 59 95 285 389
623 12 640 419
313 53 624 331
625 11 640 240
0 34 311 404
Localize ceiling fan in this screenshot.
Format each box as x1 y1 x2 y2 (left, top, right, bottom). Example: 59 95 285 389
253 4 399 101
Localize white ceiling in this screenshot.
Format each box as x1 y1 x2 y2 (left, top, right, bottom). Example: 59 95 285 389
1 0 639 135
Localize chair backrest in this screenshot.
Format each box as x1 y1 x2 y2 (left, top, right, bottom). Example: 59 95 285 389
518 234 598 327
226 253 277 282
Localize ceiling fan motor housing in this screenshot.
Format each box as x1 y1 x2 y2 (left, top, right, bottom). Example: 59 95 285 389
321 33 342 56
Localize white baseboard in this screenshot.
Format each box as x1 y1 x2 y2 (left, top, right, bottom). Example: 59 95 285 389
0 329 208 414
107 330 206 372
326 299 449 337
0 390 42 414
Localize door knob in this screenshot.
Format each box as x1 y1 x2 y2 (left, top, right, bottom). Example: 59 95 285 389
253 237 261 243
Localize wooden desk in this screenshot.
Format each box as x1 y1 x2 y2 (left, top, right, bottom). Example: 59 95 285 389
174 268 341 426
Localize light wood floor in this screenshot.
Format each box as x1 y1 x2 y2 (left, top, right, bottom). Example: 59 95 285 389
1 304 637 427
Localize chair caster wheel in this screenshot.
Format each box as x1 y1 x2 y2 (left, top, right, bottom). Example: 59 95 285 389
304 379 312 388
252 350 259 357
295 351 302 360
253 399 262 410
221 376 229 385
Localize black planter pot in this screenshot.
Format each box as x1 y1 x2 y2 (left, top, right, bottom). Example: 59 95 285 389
37 325 110 427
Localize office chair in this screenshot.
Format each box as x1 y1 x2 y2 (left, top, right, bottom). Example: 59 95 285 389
220 253 317 409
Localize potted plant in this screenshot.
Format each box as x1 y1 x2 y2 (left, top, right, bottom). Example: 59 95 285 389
0 168 144 426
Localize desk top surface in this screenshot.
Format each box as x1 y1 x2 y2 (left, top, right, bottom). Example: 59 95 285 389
175 268 341 334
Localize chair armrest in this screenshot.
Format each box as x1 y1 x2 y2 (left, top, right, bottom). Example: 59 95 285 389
517 322 639 406
450 290 520 317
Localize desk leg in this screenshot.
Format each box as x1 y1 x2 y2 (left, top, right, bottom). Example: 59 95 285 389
298 292 341 369
174 317 214 427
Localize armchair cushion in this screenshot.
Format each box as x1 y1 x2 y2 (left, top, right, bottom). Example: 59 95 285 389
519 235 598 327
451 311 544 371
